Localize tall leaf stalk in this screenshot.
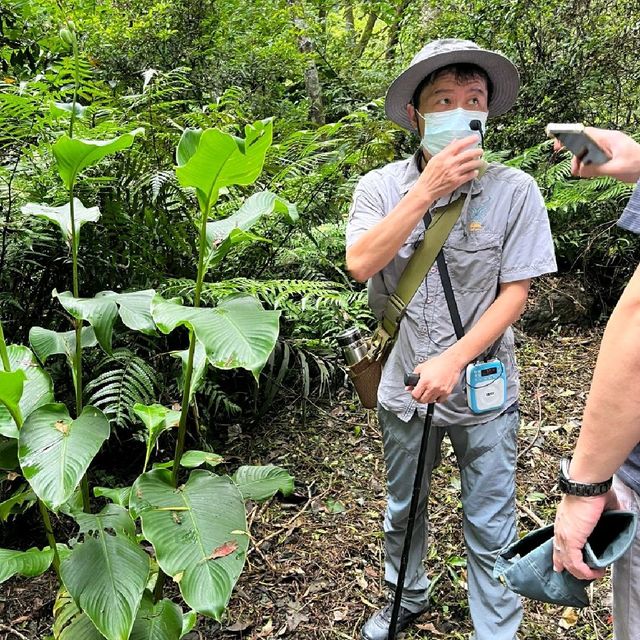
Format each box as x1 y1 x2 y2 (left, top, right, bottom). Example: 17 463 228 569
171 197 211 486
63 24 91 512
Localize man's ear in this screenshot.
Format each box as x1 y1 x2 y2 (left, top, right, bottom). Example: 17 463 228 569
406 103 419 132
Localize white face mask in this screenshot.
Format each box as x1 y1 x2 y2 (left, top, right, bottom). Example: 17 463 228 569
418 107 487 156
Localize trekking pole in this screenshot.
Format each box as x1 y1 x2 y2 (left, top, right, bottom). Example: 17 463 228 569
388 372 434 640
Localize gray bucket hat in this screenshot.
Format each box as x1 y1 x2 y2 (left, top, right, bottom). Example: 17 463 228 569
494 510 638 608
385 39 520 131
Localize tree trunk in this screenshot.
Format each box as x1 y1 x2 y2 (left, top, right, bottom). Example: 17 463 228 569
292 9 325 125
354 11 377 59
345 3 355 45
386 0 411 62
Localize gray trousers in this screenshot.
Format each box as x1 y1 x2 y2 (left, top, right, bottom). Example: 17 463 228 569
613 475 640 640
378 405 522 640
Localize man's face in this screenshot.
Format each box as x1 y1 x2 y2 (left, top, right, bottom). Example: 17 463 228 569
412 71 489 135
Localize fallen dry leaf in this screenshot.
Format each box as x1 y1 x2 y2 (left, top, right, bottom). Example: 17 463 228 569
208 540 238 560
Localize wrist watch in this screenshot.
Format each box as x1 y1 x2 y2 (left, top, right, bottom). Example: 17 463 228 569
558 457 613 496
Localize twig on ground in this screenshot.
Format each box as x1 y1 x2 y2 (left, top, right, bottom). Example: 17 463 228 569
518 369 546 461
518 500 546 528
0 624 32 640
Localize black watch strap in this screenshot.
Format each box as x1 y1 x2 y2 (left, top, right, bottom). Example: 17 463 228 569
558 457 613 496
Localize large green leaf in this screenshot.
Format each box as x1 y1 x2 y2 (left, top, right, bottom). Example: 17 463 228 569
175 120 272 210
232 465 295 501
133 404 181 471
21 199 100 252
19 404 110 511
29 326 98 366
54 290 156 354
61 504 149 640
0 546 56 583
130 592 183 640
131 469 248 620
53 128 144 190
152 295 280 379
0 370 25 437
0 345 54 438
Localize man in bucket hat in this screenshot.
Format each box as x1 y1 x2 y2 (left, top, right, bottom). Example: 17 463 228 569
346 39 557 639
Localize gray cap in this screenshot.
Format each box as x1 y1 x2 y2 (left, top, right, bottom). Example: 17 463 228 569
385 39 520 131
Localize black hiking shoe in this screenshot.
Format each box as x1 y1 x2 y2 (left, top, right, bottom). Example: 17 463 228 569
360 602 426 640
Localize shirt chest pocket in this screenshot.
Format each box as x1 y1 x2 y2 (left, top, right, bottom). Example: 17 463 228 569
443 230 502 293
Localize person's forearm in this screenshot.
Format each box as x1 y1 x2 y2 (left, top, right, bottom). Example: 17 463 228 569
346 187 434 282
445 280 530 369
569 264 640 483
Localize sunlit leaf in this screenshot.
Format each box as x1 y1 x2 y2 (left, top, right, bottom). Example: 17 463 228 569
53 128 144 190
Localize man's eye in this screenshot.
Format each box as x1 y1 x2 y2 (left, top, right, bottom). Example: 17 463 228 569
470 97 480 105
438 97 451 105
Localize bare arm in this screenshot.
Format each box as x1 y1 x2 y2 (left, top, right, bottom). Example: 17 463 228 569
346 136 484 282
410 279 530 404
569 263 640 482
553 263 640 580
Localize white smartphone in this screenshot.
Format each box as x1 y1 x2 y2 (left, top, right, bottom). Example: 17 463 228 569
546 123 611 165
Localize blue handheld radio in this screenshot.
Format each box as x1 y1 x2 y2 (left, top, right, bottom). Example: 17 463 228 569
465 358 507 414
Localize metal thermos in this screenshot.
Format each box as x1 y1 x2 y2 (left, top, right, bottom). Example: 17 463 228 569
336 327 369 366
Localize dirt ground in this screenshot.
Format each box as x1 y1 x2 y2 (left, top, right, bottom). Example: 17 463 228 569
0 328 615 640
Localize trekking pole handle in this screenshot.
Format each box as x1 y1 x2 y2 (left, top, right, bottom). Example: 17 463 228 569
404 372 420 387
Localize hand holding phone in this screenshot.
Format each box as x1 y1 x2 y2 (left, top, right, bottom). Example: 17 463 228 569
546 123 612 166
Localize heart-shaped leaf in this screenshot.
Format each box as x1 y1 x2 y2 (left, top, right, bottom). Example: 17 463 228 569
54 289 156 354
232 465 294 501
61 505 149 640
152 295 280 380
53 128 144 190
130 469 248 620
19 404 110 510
21 199 100 252
29 325 98 366
175 120 272 211
0 345 54 438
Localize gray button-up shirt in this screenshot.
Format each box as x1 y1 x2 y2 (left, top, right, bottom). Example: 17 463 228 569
346 154 558 427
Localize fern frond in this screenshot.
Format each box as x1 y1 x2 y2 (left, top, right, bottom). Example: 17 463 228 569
85 349 159 431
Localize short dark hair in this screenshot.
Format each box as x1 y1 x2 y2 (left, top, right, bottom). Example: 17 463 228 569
411 63 493 108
